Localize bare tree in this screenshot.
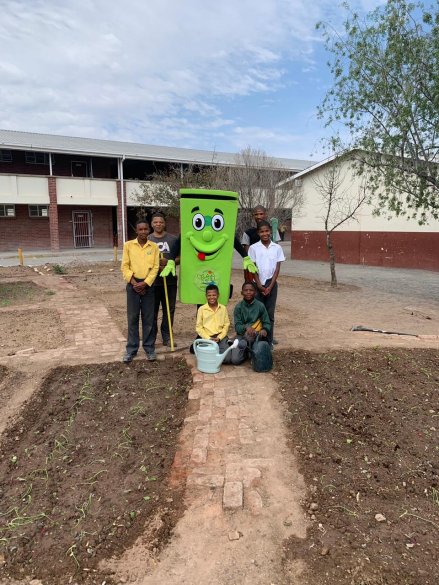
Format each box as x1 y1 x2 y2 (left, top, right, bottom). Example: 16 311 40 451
225 147 303 234
133 147 303 235
133 164 221 218
313 157 367 286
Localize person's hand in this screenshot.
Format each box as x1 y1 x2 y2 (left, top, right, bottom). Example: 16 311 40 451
160 259 176 277
245 327 256 338
259 329 268 338
210 335 220 343
262 285 272 296
243 256 258 274
159 257 168 268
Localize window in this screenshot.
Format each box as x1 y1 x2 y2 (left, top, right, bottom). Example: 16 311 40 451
29 205 49 217
25 151 50 165
0 204 16 217
0 150 12 162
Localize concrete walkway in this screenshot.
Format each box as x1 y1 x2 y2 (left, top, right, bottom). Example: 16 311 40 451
1 243 438 301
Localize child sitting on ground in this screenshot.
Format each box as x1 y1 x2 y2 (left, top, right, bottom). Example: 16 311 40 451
230 281 271 365
194 284 232 362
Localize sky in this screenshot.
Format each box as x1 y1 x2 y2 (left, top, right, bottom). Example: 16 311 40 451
0 0 384 163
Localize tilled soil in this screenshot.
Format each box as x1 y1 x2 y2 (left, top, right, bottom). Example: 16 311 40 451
275 348 439 585
0 359 191 585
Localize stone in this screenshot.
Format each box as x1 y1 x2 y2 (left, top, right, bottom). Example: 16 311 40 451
223 481 243 510
228 531 240 541
375 513 386 522
309 502 319 511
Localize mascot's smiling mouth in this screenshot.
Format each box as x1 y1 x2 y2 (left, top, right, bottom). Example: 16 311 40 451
188 234 227 261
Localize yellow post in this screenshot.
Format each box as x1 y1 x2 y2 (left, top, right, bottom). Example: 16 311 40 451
113 246 118 263
18 248 24 266
161 253 175 352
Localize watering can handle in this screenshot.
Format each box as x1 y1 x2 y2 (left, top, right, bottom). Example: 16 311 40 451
193 338 218 357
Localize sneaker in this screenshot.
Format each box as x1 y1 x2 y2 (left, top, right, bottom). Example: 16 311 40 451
123 353 134 363
272 338 279 345
146 351 157 361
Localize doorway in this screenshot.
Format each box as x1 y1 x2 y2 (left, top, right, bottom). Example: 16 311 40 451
72 210 93 248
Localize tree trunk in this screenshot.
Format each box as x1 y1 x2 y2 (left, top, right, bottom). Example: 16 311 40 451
326 232 337 287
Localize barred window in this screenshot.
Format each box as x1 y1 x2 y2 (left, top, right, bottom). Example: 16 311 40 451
0 204 16 217
29 205 49 217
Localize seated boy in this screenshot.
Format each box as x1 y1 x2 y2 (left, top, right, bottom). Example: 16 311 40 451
195 284 232 363
230 281 271 365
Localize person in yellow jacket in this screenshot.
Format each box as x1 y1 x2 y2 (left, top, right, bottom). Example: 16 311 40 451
121 218 160 362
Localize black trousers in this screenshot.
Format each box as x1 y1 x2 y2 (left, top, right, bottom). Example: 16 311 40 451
153 284 177 343
126 283 155 356
256 279 278 344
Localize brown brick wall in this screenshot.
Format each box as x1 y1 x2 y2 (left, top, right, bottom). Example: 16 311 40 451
0 205 51 251
57 206 114 249
0 205 114 251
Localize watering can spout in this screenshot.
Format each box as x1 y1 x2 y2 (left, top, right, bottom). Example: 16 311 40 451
193 338 239 374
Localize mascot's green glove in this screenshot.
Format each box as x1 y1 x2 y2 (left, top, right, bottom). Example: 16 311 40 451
160 259 176 278
243 256 258 274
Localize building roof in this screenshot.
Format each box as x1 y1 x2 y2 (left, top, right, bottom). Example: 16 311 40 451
0 129 312 172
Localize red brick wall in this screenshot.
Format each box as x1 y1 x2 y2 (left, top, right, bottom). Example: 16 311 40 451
292 230 439 271
57 206 114 249
48 176 60 251
0 205 114 251
0 205 50 251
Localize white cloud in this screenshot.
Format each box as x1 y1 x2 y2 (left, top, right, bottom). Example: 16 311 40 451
0 0 386 158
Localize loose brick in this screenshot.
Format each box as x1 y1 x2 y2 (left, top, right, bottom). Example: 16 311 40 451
223 481 243 510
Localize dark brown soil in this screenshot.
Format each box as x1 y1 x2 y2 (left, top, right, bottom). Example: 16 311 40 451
275 348 439 585
0 359 191 584
0 281 54 307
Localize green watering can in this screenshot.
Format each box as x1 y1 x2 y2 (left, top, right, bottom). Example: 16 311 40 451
193 338 239 374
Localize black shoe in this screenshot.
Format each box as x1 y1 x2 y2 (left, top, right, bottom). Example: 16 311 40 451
146 351 157 361
123 353 134 363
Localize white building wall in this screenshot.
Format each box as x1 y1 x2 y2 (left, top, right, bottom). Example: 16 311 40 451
125 181 170 206
56 178 117 205
0 175 49 204
293 157 439 233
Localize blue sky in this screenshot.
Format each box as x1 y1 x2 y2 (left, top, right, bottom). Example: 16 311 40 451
0 0 384 162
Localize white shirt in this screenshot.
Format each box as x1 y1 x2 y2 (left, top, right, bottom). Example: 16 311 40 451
249 240 285 285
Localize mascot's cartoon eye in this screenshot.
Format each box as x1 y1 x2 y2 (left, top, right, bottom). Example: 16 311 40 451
192 213 205 230
211 214 224 231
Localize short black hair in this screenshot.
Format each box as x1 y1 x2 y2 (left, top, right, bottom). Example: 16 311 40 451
256 220 271 231
205 283 219 294
135 217 150 227
253 205 266 212
242 281 257 291
151 212 166 221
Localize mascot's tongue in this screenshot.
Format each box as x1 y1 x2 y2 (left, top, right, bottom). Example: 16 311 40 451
198 252 206 261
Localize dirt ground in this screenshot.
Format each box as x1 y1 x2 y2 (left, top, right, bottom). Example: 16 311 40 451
0 261 438 585
275 348 438 585
0 359 191 585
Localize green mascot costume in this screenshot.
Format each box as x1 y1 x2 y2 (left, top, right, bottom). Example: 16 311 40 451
161 188 257 305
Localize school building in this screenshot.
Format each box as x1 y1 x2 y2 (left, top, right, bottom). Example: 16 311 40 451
0 129 310 253
288 153 439 271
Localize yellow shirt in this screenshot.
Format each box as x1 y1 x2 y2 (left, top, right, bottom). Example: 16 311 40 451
196 303 230 341
121 238 160 286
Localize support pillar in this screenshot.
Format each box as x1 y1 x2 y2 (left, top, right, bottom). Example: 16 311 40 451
48 177 60 251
